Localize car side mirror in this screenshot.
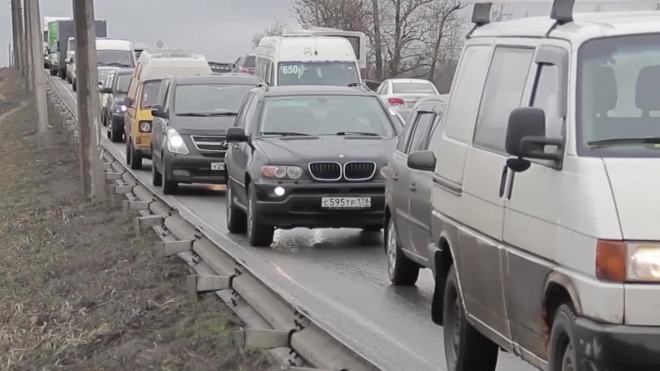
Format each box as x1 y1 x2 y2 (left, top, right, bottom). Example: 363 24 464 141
99 87 112 94
407 150 436 172
151 105 168 119
124 97 133 107
226 127 248 142
98 81 103 87
505 107 563 172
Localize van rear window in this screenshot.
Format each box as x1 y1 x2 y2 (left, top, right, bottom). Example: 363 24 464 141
244 56 256 67
277 61 359 86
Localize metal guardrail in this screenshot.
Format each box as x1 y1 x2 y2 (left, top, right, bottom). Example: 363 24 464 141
44 74 383 371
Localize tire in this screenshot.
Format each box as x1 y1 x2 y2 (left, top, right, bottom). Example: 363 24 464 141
443 265 498 371
72 79 77 92
151 150 163 187
548 305 579 371
125 137 132 166
362 224 383 232
109 119 123 143
161 156 177 195
59 68 66 80
49 67 57 76
385 217 420 286
246 185 274 247
226 181 247 234
128 140 142 170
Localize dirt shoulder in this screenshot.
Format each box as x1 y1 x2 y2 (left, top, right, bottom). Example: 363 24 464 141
0 67 273 370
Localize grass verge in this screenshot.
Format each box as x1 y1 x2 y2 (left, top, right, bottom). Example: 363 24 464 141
0 68 273 371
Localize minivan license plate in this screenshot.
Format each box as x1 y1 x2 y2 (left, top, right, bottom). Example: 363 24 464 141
211 162 225 171
321 197 371 209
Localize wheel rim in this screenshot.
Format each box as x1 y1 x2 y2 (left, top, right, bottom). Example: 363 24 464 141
247 193 253 238
387 220 397 279
559 336 575 371
452 297 461 354
226 186 232 223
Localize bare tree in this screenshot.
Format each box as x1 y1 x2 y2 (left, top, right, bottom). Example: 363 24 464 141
251 19 289 48
492 4 513 21
422 0 465 82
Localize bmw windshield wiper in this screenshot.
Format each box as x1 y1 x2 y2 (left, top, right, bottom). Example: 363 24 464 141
587 137 660 147
335 131 380 136
176 112 238 117
260 131 312 136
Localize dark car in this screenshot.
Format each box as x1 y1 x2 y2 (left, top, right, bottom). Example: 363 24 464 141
231 54 255 74
99 68 134 142
149 73 264 195
224 85 404 247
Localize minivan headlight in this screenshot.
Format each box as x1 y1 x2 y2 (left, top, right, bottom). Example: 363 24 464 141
631 245 660 280
167 128 189 155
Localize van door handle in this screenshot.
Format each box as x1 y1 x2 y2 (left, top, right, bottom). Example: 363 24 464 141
498 165 508 198
409 183 416 191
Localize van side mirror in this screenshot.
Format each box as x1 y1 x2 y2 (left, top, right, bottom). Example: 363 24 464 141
407 150 436 172
226 127 248 142
124 97 133 107
505 107 563 171
151 105 168 118
99 87 112 94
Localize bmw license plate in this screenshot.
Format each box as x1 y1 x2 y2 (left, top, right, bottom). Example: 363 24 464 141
321 197 371 209
211 162 225 171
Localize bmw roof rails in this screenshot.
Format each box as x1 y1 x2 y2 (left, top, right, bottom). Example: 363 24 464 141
467 2 492 38
545 0 576 37
257 82 269 90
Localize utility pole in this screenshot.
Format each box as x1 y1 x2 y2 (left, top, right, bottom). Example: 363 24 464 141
10 0 21 70
17 1 26 77
73 0 106 199
24 0 33 90
27 0 49 132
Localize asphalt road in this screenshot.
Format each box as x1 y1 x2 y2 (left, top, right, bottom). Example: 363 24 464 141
49 75 536 371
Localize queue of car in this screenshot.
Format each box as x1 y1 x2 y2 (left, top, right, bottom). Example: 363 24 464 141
48 3 660 369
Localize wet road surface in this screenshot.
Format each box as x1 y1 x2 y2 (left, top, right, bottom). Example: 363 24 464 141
50 75 536 371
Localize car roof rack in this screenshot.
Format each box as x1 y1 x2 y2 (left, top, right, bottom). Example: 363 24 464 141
467 2 492 38
545 0 576 37
347 82 371 91
256 82 269 90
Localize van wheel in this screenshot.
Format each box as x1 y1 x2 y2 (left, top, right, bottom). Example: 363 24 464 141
161 157 177 195
72 79 77 92
443 265 498 371
151 150 162 187
129 141 142 170
548 305 578 371
385 217 419 286
50 67 57 76
246 185 274 247
125 137 132 165
226 181 247 234
109 120 122 142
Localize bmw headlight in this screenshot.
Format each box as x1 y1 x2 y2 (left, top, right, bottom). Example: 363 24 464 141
166 128 189 155
261 165 303 180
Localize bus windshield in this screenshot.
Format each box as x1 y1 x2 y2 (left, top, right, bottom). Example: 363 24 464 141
277 61 360 86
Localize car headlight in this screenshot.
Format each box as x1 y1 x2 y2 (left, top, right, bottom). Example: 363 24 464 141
139 120 152 133
596 241 660 282
261 165 302 180
166 128 189 155
115 105 127 113
631 244 660 280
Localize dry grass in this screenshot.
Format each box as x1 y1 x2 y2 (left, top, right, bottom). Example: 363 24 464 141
0 68 273 371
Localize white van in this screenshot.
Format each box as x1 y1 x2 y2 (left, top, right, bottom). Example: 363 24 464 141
65 37 75 84
71 38 136 91
403 1 660 370
254 36 362 86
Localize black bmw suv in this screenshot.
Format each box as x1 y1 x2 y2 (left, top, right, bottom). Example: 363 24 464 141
224 85 403 247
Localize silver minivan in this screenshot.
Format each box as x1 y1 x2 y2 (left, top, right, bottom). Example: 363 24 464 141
408 1 660 370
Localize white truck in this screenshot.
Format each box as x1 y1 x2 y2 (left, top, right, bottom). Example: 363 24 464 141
42 16 70 69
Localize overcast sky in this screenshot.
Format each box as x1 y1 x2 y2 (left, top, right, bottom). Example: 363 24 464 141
0 0 294 66
2 0 660 67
